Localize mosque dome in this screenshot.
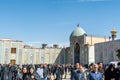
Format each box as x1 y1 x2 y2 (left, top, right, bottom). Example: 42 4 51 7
70 24 86 37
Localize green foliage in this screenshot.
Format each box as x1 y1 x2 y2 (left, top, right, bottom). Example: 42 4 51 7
116 49 120 60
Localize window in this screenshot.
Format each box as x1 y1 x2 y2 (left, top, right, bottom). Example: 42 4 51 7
11 48 16 54
5 48 9 54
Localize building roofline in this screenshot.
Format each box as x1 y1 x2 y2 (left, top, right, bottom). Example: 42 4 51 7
87 34 109 38
95 39 120 45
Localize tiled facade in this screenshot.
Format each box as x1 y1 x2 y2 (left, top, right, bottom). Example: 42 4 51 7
0 38 65 64
95 39 120 64
69 35 109 65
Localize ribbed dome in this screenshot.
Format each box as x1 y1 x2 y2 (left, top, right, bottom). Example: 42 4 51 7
70 24 86 37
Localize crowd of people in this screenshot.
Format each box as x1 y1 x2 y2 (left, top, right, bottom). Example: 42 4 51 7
0 64 67 80
71 62 120 80
0 62 120 80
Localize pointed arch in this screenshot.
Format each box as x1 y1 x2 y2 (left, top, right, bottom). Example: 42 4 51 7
74 43 80 64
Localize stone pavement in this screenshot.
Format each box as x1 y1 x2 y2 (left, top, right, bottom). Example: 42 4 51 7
62 72 71 80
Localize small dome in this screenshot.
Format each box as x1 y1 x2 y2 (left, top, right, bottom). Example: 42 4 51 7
70 24 86 37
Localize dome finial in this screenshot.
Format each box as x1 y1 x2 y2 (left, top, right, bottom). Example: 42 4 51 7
110 28 117 40
70 24 86 37
77 24 80 27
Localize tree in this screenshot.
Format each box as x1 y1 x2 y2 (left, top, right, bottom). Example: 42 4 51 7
116 49 120 60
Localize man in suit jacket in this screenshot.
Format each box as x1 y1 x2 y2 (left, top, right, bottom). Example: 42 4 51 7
74 65 86 80
88 64 102 80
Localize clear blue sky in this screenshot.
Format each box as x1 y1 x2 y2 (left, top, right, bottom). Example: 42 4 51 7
0 0 120 46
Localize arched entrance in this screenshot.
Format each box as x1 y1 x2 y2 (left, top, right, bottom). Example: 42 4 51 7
74 43 80 64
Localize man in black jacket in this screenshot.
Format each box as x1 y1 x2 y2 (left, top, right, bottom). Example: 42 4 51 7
98 62 104 79
0 64 2 80
2 64 9 80
71 63 80 80
55 65 63 80
43 64 49 80
116 62 120 80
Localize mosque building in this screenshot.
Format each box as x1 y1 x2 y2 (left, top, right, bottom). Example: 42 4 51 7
0 38 64 64
95 28 120 64
68 24 109 64
1 24 119 65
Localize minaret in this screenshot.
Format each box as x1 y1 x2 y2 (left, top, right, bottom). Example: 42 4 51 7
110 28 117 40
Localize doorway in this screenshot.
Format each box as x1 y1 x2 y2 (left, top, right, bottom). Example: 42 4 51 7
10 59 16 65
74 43 80 64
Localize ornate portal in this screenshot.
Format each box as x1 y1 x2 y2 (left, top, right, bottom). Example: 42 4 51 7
74 43 80 64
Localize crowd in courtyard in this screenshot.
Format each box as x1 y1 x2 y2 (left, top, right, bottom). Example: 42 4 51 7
0 62 120 80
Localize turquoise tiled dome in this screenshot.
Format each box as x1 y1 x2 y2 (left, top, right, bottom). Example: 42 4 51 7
70 24 86 37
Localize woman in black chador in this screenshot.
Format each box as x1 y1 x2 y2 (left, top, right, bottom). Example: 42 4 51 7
105 64 116 80
28 67 40 80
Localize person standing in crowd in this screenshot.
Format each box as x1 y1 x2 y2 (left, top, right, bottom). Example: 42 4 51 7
105 64 116 80
36 64 44 80
98 62 104 79
84 63 94 79
64 64 67 79
48 73 55 80
73 65 86 80
22 66 29 80
51 64 56 76
16 65 23 80
104 64 109 71
0 64 2 80
71 63 80 80
61 65 64 79
70 64 75 79
48 64 52 75
28 67 40 80
43 64 49 80
88 64 102 80
1 64 9 80
55 65 63 80
9 64 19 80
115 62 120 80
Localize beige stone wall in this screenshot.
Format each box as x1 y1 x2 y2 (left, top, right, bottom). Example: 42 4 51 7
0 39 65 64
39 48 62 64
86 35 109 45
36 53 39 64
3 41 11 64
88 46 95 64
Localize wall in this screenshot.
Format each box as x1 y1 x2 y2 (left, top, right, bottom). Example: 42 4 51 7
0 39 66 64
0 41 3 64
86 35 109 45
88 45 95 64
95 39 120 64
